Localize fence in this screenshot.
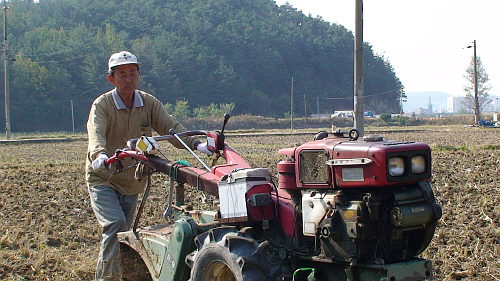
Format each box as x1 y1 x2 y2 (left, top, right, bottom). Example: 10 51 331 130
0 99 94 133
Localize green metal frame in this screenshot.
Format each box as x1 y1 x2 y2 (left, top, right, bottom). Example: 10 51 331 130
118 211 218 281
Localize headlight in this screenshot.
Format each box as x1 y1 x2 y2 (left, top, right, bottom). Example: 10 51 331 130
411 155 426 174
388 157 405 176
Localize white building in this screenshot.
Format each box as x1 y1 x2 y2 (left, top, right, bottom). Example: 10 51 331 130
331 111 354 118
483 97 500 112
447 96 470 113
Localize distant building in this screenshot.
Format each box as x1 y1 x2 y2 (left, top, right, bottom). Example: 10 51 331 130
483 97 500 112
412 107 432 116
331 111 354 118
447 96 470 113
427 96 433 114
329 111 374 118
412 96 433 116
447 95 500 113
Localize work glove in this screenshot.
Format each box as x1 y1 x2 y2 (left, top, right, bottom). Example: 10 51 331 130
196 142 213 156
92 153 109 172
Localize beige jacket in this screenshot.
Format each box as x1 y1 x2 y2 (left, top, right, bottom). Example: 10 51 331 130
86 89 199 195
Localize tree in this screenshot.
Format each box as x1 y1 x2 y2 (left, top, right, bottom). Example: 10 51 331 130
463 56 492 122
1 0 405 132
379 113 391 123
172 100 191 121
193 102 235 118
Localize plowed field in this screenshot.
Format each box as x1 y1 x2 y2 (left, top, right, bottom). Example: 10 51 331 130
1 127 500 280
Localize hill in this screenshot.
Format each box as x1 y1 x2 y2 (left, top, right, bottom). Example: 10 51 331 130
404 91 452 113
1 0 403 132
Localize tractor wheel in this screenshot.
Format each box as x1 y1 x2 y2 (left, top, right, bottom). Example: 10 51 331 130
186 226 271 281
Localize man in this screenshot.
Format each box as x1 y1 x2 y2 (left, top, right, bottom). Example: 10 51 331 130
86 51 212 281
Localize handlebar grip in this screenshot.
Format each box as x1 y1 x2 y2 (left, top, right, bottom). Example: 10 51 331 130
105 151 148 165
104 157 119 165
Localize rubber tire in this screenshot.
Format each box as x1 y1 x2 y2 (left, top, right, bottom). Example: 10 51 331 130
348 128 359 140
186 226 271 281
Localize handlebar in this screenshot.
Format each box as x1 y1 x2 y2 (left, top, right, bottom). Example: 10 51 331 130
127 130 207 150
105 150 148 165
99 125 252 198
105 130 209 165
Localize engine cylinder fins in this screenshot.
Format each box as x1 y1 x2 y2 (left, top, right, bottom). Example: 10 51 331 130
363 135 384 141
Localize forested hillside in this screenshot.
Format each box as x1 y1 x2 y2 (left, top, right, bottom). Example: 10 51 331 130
1 0 403 132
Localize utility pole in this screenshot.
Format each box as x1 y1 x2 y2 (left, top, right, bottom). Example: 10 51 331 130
399 89 406 115
399 91 403 115
316 96 319 115
290 77 294 130
2 0 10 139
71 100 75 133
353 0 364 136
303 94 307 121
468 40 479 124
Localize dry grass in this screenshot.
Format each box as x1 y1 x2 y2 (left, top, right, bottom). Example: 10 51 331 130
1 127 500 280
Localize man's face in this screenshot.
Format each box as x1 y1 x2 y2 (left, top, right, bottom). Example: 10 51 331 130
107 64 140 96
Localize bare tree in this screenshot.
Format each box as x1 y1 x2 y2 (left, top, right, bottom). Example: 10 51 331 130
462 56 492 121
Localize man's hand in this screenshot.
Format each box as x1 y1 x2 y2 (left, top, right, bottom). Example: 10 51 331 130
92 153 109 171
196 142 213 156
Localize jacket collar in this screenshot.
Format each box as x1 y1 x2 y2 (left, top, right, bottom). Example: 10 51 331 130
111 89 144 109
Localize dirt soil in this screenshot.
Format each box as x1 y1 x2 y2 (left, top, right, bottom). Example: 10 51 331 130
1 127 500 280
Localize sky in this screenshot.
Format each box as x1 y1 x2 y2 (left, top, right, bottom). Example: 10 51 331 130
274 0 500 101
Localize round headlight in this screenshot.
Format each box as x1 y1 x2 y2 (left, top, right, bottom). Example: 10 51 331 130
388 157 405 176
411 155 426 174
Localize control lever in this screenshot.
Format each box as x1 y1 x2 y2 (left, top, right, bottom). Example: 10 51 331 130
169 129 211 172
220 113 230 135
163 177 176 219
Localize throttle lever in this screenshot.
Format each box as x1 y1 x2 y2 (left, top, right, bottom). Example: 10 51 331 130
169 129 211 172
220 113 231 135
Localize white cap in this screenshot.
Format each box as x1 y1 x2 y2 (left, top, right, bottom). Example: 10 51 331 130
108 51 141 72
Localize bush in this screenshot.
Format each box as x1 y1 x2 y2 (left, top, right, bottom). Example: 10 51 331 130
379 113 392 122
193 103 235 118
163 100 190 121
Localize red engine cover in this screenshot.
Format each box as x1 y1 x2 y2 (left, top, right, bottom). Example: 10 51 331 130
332 140 431 188
278 136 431 190
245 183 275 221
277 160 297 190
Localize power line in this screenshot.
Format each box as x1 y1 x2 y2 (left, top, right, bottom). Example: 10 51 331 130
322 87 401 100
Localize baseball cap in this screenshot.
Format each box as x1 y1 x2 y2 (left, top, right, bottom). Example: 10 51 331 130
108 51 141 72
